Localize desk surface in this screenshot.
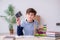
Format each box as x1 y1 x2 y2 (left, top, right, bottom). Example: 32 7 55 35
0 31 60 40
0 35 56 40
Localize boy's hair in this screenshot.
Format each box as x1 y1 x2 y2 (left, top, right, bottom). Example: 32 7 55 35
26 8 37 15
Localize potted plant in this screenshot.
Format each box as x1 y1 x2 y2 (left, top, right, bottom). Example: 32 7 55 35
0 4 16 35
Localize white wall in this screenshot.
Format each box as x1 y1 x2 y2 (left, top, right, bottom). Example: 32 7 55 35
0 0 60 34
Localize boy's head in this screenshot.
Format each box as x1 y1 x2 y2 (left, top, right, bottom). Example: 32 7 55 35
26 8 37 22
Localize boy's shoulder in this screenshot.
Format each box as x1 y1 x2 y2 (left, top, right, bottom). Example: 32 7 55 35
21 20 26 24
20 20 26 27
34 20 38 23
34 20 39 25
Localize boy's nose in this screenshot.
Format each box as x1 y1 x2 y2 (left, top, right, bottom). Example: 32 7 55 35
29 16 31 18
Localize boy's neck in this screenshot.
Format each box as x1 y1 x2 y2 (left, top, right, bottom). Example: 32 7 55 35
26 19 34 23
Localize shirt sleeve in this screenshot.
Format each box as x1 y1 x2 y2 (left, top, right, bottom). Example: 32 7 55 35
34 20 40 28
17 25 24 36
20 20 25 27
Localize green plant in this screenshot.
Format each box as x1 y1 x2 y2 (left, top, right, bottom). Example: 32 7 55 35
5 4 16 30
0 4 16 34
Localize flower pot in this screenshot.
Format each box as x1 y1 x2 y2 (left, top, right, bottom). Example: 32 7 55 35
9 29 14 35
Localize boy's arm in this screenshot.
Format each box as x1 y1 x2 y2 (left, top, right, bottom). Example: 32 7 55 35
39 24 44 29
16 18 24 35
34 25 37 35
17 25 24 35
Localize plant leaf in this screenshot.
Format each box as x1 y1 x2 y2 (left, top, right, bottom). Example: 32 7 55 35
5 10 11 16
8 5 14 16
11 16 16 24
5 17 10 23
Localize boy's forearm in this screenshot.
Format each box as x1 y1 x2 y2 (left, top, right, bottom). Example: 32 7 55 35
17 25 23 30
17 25 24 36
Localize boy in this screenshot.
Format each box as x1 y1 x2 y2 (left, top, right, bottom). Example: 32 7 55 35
16 8 39 36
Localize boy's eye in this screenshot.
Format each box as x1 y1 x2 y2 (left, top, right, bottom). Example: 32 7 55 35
27 13 35 17
31 14 35 16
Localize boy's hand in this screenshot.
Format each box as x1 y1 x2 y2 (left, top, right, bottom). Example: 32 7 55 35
16 17 20 26
39 25 43 29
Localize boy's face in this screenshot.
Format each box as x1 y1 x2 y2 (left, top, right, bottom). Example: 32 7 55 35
26 13 35 22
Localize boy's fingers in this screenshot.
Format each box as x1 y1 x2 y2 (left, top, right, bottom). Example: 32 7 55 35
16 18 21 26
39 25 43 29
